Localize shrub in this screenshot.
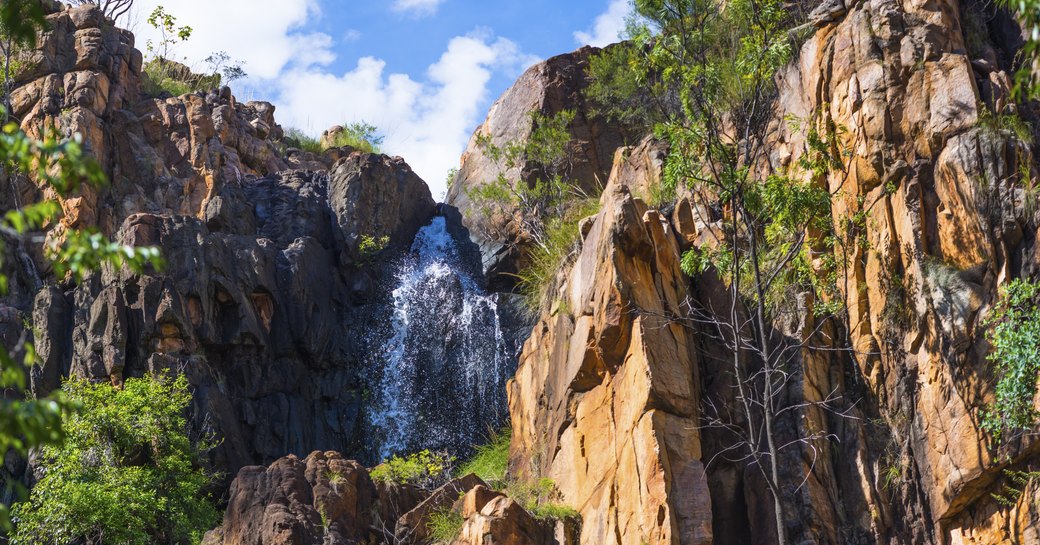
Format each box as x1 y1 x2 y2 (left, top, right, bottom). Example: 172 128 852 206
283 127 323 153
358 234 390 263
427 506 464 542
513 196 601 312
325 121 384 153
370 449 455 490
10 374 220 545
504 477 579 522
981 279 1040 444
458 428 510 489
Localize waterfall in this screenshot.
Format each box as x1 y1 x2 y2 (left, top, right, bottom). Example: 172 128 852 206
367 216 516 461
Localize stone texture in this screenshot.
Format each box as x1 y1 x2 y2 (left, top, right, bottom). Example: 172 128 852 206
203 451 383 545
508 143 713 545
452 496 579 545
396 473 487 543
445 46 637 288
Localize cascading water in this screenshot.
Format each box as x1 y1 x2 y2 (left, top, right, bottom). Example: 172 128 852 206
367 215 517 460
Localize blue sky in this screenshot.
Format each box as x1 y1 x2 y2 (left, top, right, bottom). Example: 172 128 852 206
126 0 631 198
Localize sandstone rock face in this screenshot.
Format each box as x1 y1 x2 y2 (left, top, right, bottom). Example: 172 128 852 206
445 47 635 287
453 496 578 545
508 146 712 545
8 4 293 240
768 0 1040 543
396 473 487 543
508 1 1040 545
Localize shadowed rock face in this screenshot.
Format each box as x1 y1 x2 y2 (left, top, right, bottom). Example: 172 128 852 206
43 160 435 475
1 3 442 478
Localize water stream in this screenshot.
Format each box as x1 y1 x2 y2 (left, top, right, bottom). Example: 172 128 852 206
367 216 516 461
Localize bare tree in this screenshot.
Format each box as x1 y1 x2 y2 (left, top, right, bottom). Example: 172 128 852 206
63 0 134 25
591 2 874 543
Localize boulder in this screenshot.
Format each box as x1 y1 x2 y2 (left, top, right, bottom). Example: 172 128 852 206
203 451 377 545
452 496 578 545
396 473 488 543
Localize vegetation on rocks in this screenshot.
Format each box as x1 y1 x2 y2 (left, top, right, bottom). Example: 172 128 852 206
370 449 456 490
0 117 161 530
981 279 1040 444
468 109 600 310
10 374 220 545
427 506 465 543
458 428 510 489
325 121 384 153
141 6 245 97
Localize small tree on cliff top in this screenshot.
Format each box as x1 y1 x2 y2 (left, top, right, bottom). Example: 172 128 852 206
590 1 859 543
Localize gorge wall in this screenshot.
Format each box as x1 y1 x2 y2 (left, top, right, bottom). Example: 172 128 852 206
443 0 1040 544
3 0 1040 544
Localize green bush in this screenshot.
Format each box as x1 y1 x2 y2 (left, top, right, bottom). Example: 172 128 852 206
10 374 220 545
370 449 455 490
283 127 323 153
427 506 464 542
504 477 579 522
358 234 390 263
458 428 510 489
325 121 384 153
141 58 221 98
981 279 1040 444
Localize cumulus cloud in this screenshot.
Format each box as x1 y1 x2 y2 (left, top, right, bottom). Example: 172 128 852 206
127 0 334 79
574 0 630 47
122 0 535 199
275 30 538 199
391 0 446 17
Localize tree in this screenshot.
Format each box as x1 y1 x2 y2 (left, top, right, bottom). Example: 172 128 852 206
204 51 247 85
997 0 1040 99
63 0 134 24
0 2 161 532
9 374 220 545
466 109 602 310
589 2 856 543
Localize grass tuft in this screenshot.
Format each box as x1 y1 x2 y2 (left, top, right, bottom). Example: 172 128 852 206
458 428 511 489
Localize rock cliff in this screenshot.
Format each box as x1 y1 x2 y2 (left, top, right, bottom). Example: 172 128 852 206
1 3 438 479
500 1 1040 544
4 1 1040 544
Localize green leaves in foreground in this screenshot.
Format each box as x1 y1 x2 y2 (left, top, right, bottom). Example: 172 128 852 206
981 279 1040 444
10 375 220 545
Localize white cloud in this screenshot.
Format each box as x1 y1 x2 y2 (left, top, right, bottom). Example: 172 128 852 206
127 0 334 80
391 0 446 17
574 0 630 47
343 29 362 43
121 1 535 200
274 30 538 200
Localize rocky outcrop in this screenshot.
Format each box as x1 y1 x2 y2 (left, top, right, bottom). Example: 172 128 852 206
1 2 439 480
445 47 637 288
203 451 380 545
508 145 712 545
8 4 292 241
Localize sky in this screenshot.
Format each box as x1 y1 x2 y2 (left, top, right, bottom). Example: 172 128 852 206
123 0 632 199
